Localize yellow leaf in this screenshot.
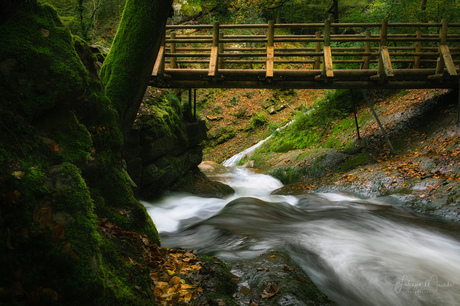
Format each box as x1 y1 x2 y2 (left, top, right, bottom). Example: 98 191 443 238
167 268 176 276
12 171 25 179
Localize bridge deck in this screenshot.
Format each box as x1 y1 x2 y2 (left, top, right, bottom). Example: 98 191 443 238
151 21 460 89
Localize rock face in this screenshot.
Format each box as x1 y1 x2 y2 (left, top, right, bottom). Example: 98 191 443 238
125 110 207 199
124 94 234 199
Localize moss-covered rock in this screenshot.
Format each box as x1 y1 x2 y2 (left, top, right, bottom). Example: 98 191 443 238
265 148 350 185
0 1 162 304
124 91 218 200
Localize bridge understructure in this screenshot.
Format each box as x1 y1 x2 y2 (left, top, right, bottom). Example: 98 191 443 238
151 20 459 90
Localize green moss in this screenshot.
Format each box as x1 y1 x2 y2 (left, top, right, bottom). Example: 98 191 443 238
100 0 173 132
338 152 370 172
0 2 162 304
38 109 93 164
196 256 238 305
89 166 160 244
0 2 89 120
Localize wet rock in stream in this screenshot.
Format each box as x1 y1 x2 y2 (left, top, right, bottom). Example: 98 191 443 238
227 251 336 306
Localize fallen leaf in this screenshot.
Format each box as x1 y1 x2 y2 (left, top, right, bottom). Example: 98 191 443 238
169 276 181 285
261 283 279 299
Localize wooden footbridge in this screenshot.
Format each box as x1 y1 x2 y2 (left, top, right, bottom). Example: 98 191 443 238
151 20 460 90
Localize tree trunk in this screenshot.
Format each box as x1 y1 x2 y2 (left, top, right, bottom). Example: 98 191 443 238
100 0 173 137
327 0 339 33
420 0 428 22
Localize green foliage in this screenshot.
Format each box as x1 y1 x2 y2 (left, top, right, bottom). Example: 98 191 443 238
253 89 359 154
40 0 127 42
345 0 460 24
247 111 268 131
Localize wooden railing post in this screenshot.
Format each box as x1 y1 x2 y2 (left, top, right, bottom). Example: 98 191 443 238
314 31 321 69
322 18 334 79
208 21 219 77
413 30 422 69
362 31 371 69
431 19 457 78
266 20 275 78
373 19 394 79
170 32 177 68
218 32 225 69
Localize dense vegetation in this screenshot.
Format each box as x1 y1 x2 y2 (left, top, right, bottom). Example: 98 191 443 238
39 0 460 46
1 0 459 304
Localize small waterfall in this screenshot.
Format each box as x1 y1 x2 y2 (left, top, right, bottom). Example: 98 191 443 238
222 120 294 167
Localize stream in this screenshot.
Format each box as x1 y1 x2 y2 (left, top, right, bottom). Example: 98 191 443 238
143 165 460 305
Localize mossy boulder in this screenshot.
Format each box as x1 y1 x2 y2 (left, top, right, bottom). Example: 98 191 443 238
124 91 220 200
265 148 350 185
0 1 161 304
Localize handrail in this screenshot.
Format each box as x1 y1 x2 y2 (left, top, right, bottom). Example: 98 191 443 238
151 20 460 89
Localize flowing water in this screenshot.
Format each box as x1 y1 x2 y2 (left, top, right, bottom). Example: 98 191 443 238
143 166 460 306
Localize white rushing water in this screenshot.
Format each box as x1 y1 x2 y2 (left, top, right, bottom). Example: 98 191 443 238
143 166 460 306
222 120 294 167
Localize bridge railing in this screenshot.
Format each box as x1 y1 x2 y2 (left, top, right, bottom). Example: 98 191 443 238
152 20 460 89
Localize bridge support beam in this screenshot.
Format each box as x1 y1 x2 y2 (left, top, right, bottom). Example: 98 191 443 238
361 89 396 154
350 90 361 140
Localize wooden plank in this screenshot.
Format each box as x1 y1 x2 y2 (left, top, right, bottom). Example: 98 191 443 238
440 44 458 76
152 45 165 76
208 46 218 77
323 46 334 78
266 46 274 78
380 46 394 78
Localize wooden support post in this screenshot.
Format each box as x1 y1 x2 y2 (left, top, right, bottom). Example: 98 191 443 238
362 31 371 69
435 19 448 75
218 32 225 69
194 89 197 120
170 32 177 68
152 37 165 76
361 89 396 154
378 20 388 76
314 31 321 69
322 19 334 79
188 88 192 120
209 22 219 77
350 89 361 140
266 20 275 78
413 30 422 69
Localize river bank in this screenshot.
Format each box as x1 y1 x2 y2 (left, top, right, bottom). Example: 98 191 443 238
206 88 460 223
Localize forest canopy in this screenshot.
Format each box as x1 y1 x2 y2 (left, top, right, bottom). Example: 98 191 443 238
39 0 460 46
